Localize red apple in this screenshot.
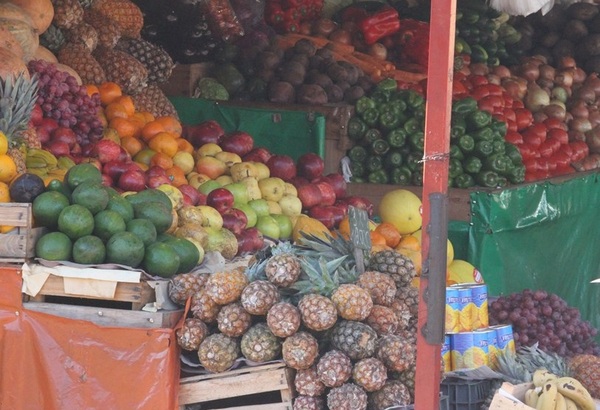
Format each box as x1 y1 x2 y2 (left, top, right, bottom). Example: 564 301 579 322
266 154 297 181
196 192 207 206
101 173 113 187
315 181 336 206
44 140 70 157
79 157 102 172
219 131 254 157
35 126 50 145
326 205 346 228
236 227 264 255
333 199 349 216
91 139 121 164
146 174 172 188
206 187 235 214
343 195 375 217
182 194 194 207
297 152 325 180
308 205 336 229
177 184 202 206
297 184 322 209
30 104 43 126
51 127 78 148
321 173 347 198
81 143 95 157
37 118 59 135
222 208 248 236
242 147 272 163
103 160 132 181
183 120 225 148
289 175 310 189
70 143 82 155
118 169 146 192
117 146 131 163
145 165 168 179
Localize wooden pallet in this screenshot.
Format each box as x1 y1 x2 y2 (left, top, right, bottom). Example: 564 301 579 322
179 363 294 410
0 203 45 263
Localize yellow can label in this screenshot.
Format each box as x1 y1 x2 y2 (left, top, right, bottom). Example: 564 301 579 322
476 328 498 370
442 335 452 373
457 286 475 332
450 332 489 370
445 287 460 333
493 324 516 356
470 284 489 330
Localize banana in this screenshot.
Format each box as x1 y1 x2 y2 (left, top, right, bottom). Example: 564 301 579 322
525 388 540 408
57 155 76 170
563 396 578 410
25 167 48 177
556 377 595 410
25 157 49 169
27 148 58 168
536 382 558 410
47 168 68 178
554 392 567 410
533 369 558 387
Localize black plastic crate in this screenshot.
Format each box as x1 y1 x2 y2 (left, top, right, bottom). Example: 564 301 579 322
385 394 450 410
440 378 493 410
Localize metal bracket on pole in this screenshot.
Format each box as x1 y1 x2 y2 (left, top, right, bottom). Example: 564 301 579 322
421 192 448 345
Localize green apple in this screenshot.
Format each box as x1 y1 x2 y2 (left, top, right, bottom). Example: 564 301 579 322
271 214 293 240
255 215 280 240
240 177 262 201
266 200 282 215
248 198 270 217
258 177 285 202
278 194 303 216
234 204 257 228
224 182 249 205
198 180 221 195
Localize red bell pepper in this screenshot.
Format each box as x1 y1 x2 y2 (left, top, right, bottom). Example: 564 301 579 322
395 18 430 68
358 7 401 45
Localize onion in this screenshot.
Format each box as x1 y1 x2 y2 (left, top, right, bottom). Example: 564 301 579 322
533 111 548 123
572 67 586 85
559 56 576 69
470 63 489 76
575 86 596 104
328 29 352 45
585 126 600 153
492 65 511 79
554 70 573 88
569 99 590 119
584 73 600 95
588 110 600 127
543 103 567 121
367 43 387 61
486 73 501 85
570 117 593 133
551 86 569 103
538 78 554 89
313 18 337 37
568 129 585 141
539 64 556 82
502 78 524 100
525 84 550 112
521 62 540 82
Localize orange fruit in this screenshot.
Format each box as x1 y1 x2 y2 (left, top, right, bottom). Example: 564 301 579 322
130 111 150 126
85 84 99 98
109 117 138 139
370 230 388 247
396 235 421 252
177 138 194 154
121 136 143 157
0 181 10 202
148 132 178 157
150 152 174 169
337 216 350 239
113 95 135 117
165 165 187 187
155 115 182 137
138 111 155 123
0 154 17 183
97 82 122 106
141 120 166 142
375 222 402 248
104 102 129 121
133 148 156 167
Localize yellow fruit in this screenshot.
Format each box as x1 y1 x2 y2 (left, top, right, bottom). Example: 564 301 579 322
196 143 222 157
0 154 17 183
0 132 7 155
411 230 454 266
448 259 483 285
378 189 422 234
156 184 184 210
0 181 9 202
172 151 195 175
292 215 331 244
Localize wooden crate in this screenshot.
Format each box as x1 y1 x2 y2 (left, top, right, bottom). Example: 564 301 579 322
179 363 294 410
160 62 215 98
0 203 45 263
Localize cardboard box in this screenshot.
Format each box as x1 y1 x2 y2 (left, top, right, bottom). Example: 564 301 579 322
489 382 534 410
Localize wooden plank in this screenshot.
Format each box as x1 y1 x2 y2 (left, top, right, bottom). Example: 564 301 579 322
0 202 33 227
218 403 292 410
0 203 44 261
23 302 183 329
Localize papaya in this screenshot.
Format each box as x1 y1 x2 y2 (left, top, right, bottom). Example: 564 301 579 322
292 215 331 244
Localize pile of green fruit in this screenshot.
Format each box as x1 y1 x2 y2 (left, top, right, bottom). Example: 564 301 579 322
33 164 201 278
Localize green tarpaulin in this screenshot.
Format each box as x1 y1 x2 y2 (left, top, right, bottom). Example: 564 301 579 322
170 97 326 160
467 172 600 335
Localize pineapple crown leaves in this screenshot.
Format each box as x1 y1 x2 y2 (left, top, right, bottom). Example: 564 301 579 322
0 73 39 142
495 343 570 383
270 241 295 256
294 231 369 272
290 255 347 297
244 258 268 282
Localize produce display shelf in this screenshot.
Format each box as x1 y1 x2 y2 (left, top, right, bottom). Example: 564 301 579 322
0 203 46 263
178 362 294 410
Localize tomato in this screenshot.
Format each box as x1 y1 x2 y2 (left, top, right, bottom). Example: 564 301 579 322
550 151 571 168
514 108 534 131
569 140 589 161
536 158 550 173
505 130 524 145
512 99 525 109
471 85 490 100
560 143 573 159
469 75 488 87
542 117 567 131
478 95 504 113
486 84 504 96
506 119 518 133
523 157 538 172
452 81 469 99
502 93 514 108
539 138 561 158
547 128 568 145
522 130 544 148
502 108 516 124
518 143 538 160
554 165 576 176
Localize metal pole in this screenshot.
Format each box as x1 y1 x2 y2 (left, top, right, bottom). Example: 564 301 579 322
414 0 457 408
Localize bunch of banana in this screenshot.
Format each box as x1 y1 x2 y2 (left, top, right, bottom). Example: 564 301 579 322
524 369 596 410
25 149 75 181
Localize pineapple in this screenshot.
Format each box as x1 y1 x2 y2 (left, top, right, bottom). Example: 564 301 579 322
291 255 357 298
168 272 210 306
570 354 600 399
197 333 240 373
265 242 302 288
365 305 399 336
298 294 338 332
0 73 39 175
369 250 417 288
65 22 98 52
293 395 325 410
57 42 106 85
368 380 411 410
389 299 412 332
392 367 416 401
331 284 373 321
240 323 281 363
83 9 121 48
40 24 66 52
92 46 148 95
176 318 209 351
115 37 174 84
266 301 301 338
352 358 388 392
376 334 416 372
131 85 180 119
294 366 325 397
394 286 420 317
316 349 352 388
356 271 397 307
78 0 95 8
282 331 319 370
240 280 280 316
327 383 368 410
190 288 221 324
53 0 85 30
91 0 144 38
216 302 251 337
330 320 378 361
203 268 249 305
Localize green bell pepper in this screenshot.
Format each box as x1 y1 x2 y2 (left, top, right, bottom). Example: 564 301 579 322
449 158 464 179
389 166 412 185
452 97 478 115
370 90 391 105
347 117 367 141
451 115 467 139
405 152 422 172
463 156 482 174
496 175 508 188
475 170 499 188
489 118 507 137
351 176 366 183
384 149 404 169
474 140 493 157
466 110 492 130
492 139 506 154
386 128 407 148
454 173 476 189
412 170 424 186
457 134 475 154
368 169 389 184
350 161 365 177
361 108 380 127
409 131 425 152
404 117 422 134
507 164 525 184
376 78 398 93
389 99 407 114
504 142 523 166
362 128 382 146
370 139 390 156
450 144 464 160
355 96 376 115
379 110 402 131
483 154 510 174
471 127 495 141
348 145 367 162
366 155 384 172
406 91 425 110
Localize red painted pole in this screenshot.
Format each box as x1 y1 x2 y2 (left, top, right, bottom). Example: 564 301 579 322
414 0 457 409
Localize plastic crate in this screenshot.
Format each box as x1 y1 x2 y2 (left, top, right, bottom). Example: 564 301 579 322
385 394 449 410
440 378 493 410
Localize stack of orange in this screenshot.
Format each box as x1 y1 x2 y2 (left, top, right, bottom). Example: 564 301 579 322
88 82 193 186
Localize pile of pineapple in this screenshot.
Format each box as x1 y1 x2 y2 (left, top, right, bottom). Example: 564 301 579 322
170 233 426 409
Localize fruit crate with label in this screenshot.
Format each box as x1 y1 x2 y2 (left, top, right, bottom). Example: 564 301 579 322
0 203 46 263
178 362 294 410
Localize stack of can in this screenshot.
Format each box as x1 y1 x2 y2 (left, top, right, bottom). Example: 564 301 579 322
443 283 515 372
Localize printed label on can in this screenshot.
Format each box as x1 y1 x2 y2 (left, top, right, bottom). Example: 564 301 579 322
450 332 489 370
456 286 475 332
493 324 516 356
445 287 460 333
476 328 498 370
442 335 452 373
470 284 489 330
